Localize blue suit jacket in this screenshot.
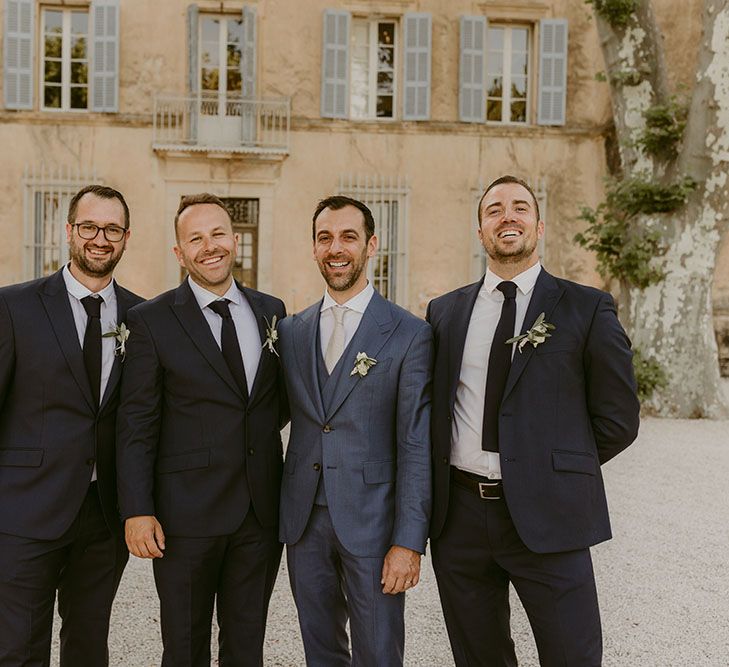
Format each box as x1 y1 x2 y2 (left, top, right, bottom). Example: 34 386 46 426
278 291 433 558
427 268 640 553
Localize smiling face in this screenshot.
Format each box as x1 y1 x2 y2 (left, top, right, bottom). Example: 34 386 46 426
174 203 237 295
66 192 129 280
478 182 544 275
313 204 377 303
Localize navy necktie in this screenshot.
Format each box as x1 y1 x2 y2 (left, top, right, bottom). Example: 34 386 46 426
482 281 517 452
208 299 249 401
81 295 103 407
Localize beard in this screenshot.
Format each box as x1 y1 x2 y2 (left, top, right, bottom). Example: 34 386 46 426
69 238 125 278
318 246 368 293
483 231 538 264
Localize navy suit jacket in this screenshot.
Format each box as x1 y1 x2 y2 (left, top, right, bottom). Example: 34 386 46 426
0 269 143 540
427 268 640 553
278 291 433 557
116 280 287 537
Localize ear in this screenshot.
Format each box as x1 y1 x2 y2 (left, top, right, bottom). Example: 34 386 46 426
65 223 73 243
366 234 378 258
537 219 545 239
173 245 185 268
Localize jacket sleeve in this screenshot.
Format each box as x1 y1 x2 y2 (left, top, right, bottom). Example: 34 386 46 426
116 306 163 519
392 322 434 553
584 293 640 464
0 294 15 412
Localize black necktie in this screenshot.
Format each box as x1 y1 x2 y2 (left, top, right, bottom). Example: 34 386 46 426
482 281 517 452
81 295 103 407
208 299 249 401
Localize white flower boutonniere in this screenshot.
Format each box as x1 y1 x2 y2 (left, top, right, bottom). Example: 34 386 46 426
506 312 556 353
350 352 377 377
262 315 280 356
102 322 131 360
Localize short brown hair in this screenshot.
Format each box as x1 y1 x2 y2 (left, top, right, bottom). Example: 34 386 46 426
478 175 540 225
174 193 232 239
312 195 375 242
67 184 130 228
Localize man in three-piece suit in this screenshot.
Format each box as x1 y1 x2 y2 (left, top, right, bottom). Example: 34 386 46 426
116 194 287 666
278 196 433 666
427 175 640 666
0 185 142 666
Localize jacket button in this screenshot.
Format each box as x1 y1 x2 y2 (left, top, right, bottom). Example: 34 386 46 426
442 457 448 465
323 424 332 433
86 458 95 466
248 448 255 456
313 463 321 471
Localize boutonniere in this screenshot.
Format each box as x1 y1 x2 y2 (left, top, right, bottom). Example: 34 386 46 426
506 312 556 353
350 352 377 377
102 322 131 360
262 315 280 356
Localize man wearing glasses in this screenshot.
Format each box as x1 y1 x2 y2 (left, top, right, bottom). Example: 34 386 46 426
0 185 143 666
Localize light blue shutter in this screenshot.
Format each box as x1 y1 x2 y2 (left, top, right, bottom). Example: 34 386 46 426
459 16 486 123
321 9 350 119
90 0 120 112
403 13 431 121
241 6 257 143
537 19 568 126
187 4 199 142
3 0 34 110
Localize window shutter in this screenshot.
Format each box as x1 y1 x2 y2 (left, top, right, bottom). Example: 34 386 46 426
538 18 568 126
3 0 34 110
459 16 486 123
321 9 350 119
90 0 120 112
187 4 199 95
241 6 257 99
403 13 431 121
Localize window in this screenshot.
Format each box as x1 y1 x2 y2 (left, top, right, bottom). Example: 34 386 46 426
486 26 529 124
42 9 89 111
350 19 396 119
222 197 259 289
339 174 409 306
199 16 243 110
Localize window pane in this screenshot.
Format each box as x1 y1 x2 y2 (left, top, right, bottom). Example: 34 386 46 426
510 100 526 123
511 76 527 98
44 60 62 83
70 86 88 109
351 21 370 118
487 76 503 98
44 10 62 33
201 18 219 42
487 50 503 76
201 45 219 67
378 22 395 46
71 37 87 59
71 62 88 84
376 95 393 117
487 99 502 121
201 68 219 91
45 36 62 58
227 19 243 45
488 27 504 51
227 68 242 93
512 28 528 52
378 46 394 70
71 11 87 35
377 71 394 95
44 85 62 108
227 43 241 68
511 52 528 77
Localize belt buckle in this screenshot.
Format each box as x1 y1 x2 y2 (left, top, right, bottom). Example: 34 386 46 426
478 481 500 500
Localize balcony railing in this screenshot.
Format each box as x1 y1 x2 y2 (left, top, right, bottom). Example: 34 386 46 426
152 94 290 155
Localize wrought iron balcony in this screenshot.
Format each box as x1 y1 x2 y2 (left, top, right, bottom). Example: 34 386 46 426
152 94 290 156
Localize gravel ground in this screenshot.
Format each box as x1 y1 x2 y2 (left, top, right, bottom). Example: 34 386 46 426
51 404 729 665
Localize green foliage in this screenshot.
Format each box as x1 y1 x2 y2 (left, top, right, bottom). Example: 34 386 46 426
632 348 669 403
636 100 688 160
587 0 638 28
574 176 696 288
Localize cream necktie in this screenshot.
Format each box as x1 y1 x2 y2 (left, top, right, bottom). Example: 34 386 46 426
324 305 347 373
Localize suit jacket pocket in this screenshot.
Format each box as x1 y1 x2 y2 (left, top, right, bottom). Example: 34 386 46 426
362 357 393 376
157 449 210 474
363 459 396 484
0 448 44 467
552 450 597 476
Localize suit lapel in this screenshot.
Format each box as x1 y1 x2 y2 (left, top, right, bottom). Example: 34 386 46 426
502 268 564 401
99 284 137 411
171 281 244 401
324 291 397 421
292 301 326 421
38 270 96 412
446 279 483 413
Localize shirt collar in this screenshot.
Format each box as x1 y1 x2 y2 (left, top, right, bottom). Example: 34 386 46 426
482 262 542 297
62 263 115 303
320 281 375 314
188 276 242 310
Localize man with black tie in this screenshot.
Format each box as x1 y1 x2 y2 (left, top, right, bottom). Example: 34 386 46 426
116 193 287 666
427 175 640 666
0 185 142 666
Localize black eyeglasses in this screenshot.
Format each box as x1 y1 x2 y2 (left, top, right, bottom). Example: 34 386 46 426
71 222 127 242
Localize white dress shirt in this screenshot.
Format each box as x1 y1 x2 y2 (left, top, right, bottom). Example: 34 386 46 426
188 277 261 394
63 264 119 482
319 282 375 358
451 262 542 479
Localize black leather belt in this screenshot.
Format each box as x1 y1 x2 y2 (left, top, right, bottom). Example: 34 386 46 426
451 466 503 500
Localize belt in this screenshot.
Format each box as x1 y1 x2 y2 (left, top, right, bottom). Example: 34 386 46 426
450 466 503 500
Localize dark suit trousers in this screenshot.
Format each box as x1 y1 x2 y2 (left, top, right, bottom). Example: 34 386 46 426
153 509 281 667
431 483 602 667
0 483 128 667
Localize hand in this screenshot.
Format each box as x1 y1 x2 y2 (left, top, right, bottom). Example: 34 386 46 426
381 545 421 595
125 515 165 558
